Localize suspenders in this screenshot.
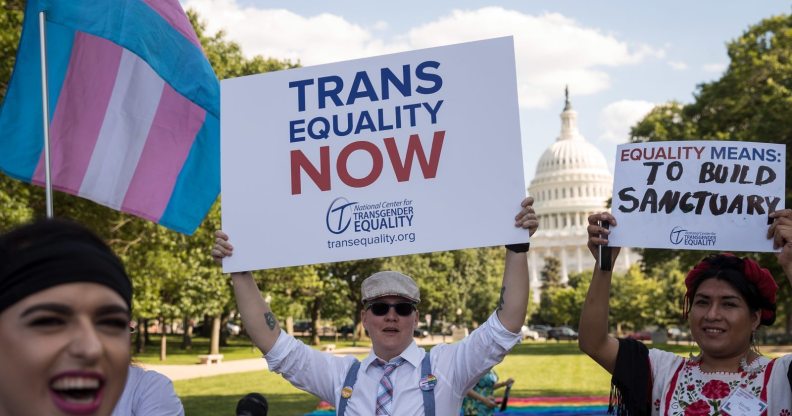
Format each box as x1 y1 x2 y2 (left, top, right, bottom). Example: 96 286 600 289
420 353 436 415
336 360 360 416
337 353 435 416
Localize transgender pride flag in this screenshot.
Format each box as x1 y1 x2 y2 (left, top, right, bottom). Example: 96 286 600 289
0 0 219 234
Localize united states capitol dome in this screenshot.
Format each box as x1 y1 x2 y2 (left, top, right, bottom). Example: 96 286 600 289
525 88 637 293
529 90 612 215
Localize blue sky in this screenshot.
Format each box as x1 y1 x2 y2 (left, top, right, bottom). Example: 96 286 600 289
181 0 789 185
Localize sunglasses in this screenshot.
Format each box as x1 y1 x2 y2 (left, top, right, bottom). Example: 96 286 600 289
366 302 416 317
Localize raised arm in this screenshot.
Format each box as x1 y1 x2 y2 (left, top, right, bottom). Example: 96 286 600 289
769 209 792 285
496 197 539 333
211 231 281 354
577 212 621 374
493 377 514 389
465 390 498 409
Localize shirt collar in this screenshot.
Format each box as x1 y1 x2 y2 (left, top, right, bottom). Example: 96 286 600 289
363 340 422 370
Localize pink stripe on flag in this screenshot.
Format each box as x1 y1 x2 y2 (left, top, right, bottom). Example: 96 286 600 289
121 83 206 221
142 0 202 49
33 33 123 192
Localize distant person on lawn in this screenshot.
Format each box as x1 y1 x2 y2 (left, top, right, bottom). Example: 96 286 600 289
462 369 513 416
211 197 538 415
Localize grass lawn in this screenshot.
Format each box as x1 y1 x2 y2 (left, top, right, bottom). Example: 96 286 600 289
173 341 701 416
133 335 369 365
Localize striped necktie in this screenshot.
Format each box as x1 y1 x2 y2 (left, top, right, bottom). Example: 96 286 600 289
374 357 406 415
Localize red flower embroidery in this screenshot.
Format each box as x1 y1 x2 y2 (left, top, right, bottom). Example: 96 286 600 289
685 400 711 416
701 379 731 400
780 410 791 416
687 384 695 391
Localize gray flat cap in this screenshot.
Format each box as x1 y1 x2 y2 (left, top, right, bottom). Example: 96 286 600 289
361 271 420 304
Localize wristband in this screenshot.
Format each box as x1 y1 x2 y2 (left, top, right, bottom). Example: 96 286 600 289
505 243 530 253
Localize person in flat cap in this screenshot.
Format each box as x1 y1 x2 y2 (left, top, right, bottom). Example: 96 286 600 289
0 219 133 416
212 197 538 416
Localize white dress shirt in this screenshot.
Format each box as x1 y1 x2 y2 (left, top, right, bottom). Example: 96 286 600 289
265 312 521 416
112 366 185 416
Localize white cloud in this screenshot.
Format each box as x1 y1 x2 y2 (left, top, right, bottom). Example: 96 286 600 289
404 8 663 108
702 62 727 73
371 21 389 31
599 100 656 144
668 60 688 70
183 0 406 64
182 1 663 109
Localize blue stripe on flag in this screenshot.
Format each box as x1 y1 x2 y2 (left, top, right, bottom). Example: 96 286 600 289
0 0 74 181
40 0 219 118
159 114 220 234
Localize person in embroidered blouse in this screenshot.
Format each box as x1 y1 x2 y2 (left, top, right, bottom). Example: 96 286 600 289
578 209 792 416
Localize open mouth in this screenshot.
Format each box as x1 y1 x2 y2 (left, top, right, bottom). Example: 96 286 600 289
702 328 726 335
49 373 104 415
383 327 400 334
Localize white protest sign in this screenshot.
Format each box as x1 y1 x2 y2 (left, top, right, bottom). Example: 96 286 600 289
221 37 527 272
609 140 786 252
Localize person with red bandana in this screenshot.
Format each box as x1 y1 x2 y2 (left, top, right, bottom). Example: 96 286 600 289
212 197 538 416
579 210 792 416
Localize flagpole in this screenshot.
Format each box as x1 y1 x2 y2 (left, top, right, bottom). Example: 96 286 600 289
38 11 53 218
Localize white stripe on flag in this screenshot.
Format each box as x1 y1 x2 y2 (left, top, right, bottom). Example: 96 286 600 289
79 50 165 209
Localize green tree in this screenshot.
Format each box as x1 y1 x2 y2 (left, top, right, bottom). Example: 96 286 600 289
609 266 660 335
630 13 792 333
646 259 687 329
0 0 23 98
0 0 33 230
537 256 563 324
541 256 563 288
459 247 505 325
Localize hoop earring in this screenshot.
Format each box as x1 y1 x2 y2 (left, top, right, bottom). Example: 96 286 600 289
688 328 700 360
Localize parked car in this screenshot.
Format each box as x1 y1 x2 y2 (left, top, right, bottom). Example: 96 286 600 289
626 331 651 341
520 325 539 340
293 320 312 334
666 326 687 340
530 324 551 339
547 326 578 341
413 325 429 338
226 321 241 336
338 324 355 336
193 320 239 337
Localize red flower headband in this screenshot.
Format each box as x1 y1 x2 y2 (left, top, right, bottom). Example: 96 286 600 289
683 253 778 323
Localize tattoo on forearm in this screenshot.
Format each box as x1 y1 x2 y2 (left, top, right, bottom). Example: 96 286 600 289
497 286 506 311
264 312 277 330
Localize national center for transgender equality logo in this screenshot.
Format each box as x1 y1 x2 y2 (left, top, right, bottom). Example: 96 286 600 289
670 226 686 245
669 226 717 247
326 197 356 234
325 196 416 235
